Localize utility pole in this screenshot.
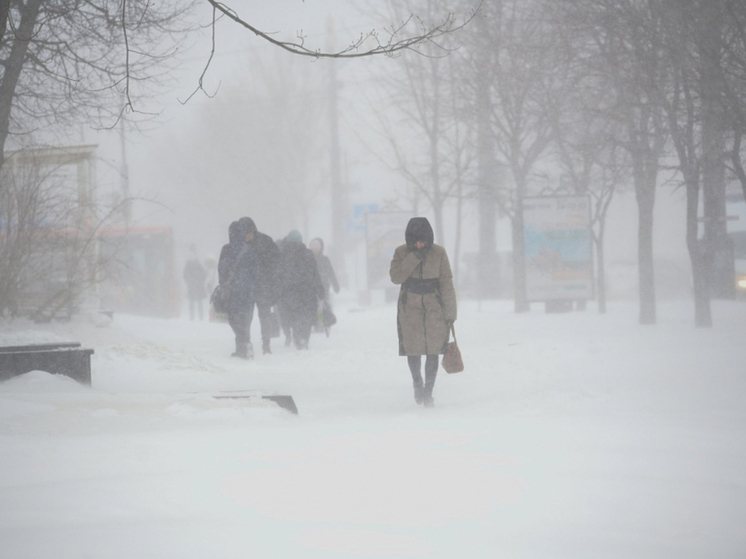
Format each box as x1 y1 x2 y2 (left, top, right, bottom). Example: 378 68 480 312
327 18 348 287
475 13 500 299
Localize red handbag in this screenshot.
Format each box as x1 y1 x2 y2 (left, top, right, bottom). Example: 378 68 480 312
442 324 464 374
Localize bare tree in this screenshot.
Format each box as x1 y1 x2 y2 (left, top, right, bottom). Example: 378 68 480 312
540 3 634 314
558 0 669 324
546 83 629 313
466 5 501 298
716 1 746 203
0 147 136 320
651 0 746 326
0 0 476 319
204 0 470 59
0 0 194 173
0 0 476 177
445 51 476 287
372 0 476 262
462 0 557 312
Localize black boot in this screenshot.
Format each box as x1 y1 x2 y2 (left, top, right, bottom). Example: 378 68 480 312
423 355 437 407
423 391 435 408
262 341 271 355
413 380 424 405
232 342 253 360
408 356 424 405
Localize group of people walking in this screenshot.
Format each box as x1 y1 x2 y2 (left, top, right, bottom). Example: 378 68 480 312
202 215 456 408
217 217 339 359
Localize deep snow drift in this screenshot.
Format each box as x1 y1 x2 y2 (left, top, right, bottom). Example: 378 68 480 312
1 297 745 558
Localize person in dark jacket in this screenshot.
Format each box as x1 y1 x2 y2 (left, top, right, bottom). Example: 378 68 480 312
183 246 208 321
238 217 281 355
390 217 457 407
218 220 259 359
309 237 340 299
277 230 324 350
274 236 293 345
309 237 339 333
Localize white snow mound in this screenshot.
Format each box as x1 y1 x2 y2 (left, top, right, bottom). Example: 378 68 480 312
0 370 89 393
0 330 69 346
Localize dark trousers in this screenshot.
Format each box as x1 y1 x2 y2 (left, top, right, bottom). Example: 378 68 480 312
255 300 273 345
408 355 438 396
278 304 292 344
284 305 313 348
278 300 314 349
291 318 313 349
228 305 253 353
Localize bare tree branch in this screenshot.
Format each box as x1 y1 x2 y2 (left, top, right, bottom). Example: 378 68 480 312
204 0 477 59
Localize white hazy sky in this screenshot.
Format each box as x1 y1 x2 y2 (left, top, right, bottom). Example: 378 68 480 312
92 1 419 254
82 0 693 296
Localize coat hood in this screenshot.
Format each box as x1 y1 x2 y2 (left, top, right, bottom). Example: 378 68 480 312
228 220 245 244
405 217 434 249
238 216 257 234
310 237 324 254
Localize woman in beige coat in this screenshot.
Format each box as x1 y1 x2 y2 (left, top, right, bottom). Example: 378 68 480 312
390 217 457 407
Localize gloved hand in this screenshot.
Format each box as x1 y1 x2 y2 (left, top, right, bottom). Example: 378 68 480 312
413 246 430 261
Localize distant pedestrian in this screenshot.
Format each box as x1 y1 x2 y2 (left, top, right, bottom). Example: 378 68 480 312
390 217 457 407
218 220 259 359
277 230 324 350
238 217 281 355
309 237 339 333
183 246 208 321
274 236 292 344
309 238 340 300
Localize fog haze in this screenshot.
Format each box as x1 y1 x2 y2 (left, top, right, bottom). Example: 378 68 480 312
75 0 697 298
2 3 746 556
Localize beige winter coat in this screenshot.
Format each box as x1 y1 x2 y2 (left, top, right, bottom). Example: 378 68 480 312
390 244 457 356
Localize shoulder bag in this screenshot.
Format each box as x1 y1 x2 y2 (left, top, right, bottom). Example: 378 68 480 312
210 244 247 314
442 323 464 374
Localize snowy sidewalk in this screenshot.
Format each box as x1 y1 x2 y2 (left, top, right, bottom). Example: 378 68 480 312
1 299 745 558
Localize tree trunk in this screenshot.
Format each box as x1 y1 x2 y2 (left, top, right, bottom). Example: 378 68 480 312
0 0 43 176
700 15 730 304
596 222 607 315
730 132 746 204
475 24 499 298
689 3 728 322
512 195 529 313
432 195 445 249
686 175 711 327
453 166 464 289
0 0 11 47
636 182 656 325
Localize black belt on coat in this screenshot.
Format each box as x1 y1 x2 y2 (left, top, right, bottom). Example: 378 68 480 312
403 278 440 294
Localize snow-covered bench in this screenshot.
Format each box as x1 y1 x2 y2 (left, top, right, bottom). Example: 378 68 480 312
0 342 94 386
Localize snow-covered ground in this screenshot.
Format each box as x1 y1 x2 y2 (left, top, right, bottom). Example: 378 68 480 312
1 297 745 558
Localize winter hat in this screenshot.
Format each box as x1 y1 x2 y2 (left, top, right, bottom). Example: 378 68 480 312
286 230 303 244
310 237 324 253
405 217 434 249
228 220 243 244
